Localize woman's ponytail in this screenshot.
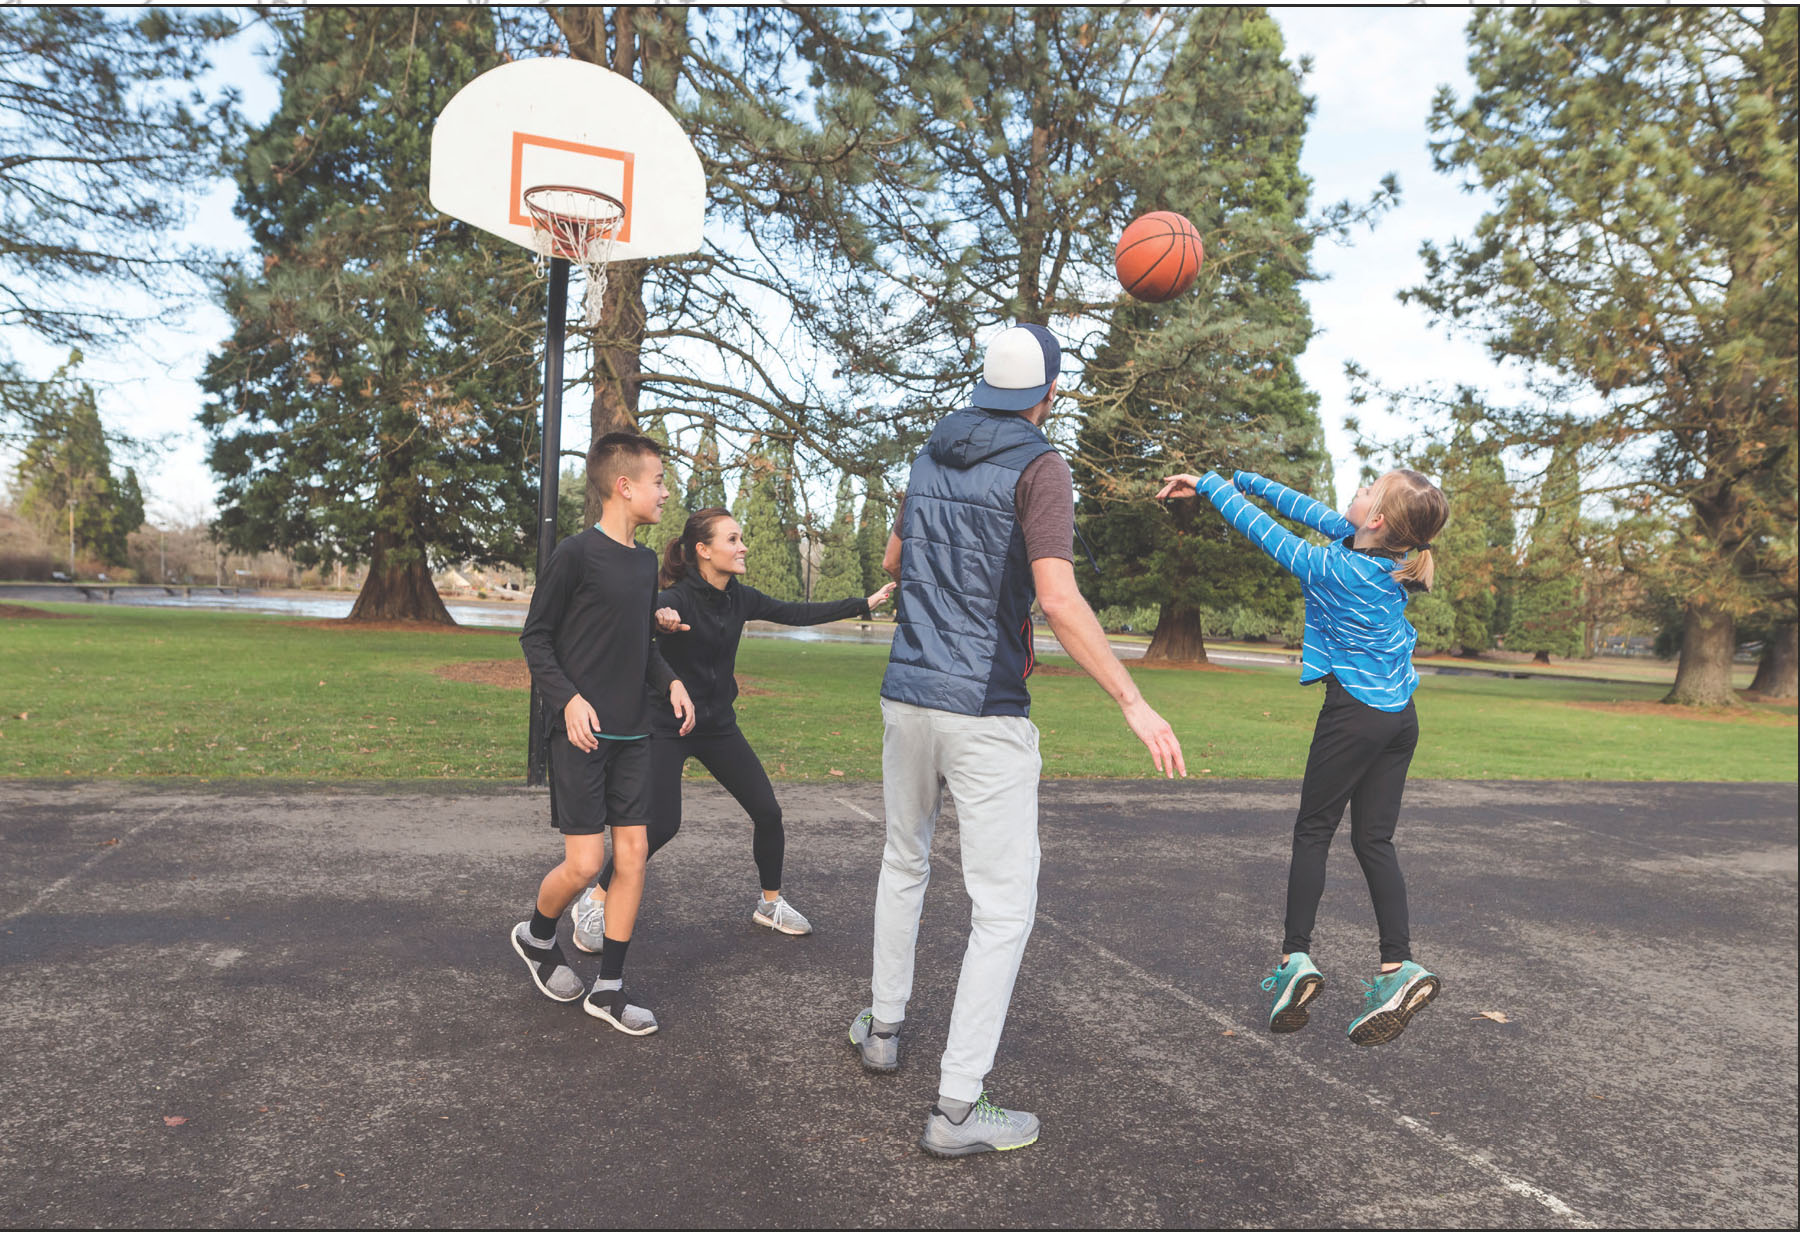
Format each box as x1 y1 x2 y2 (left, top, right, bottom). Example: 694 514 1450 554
659 507 733 589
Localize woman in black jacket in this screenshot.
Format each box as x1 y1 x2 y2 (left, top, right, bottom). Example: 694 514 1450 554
570 507 894 945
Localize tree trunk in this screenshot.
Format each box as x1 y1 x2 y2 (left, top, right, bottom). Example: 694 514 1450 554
1533 650 1551 664
1663 600 1738 706
1144 603 1208 664
347 531 453 624
1748 619 1798 699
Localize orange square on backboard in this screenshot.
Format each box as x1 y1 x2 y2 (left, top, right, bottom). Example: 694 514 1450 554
508 132 635 245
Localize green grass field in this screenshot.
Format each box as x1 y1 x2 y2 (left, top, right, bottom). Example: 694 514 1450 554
2 604 1793 781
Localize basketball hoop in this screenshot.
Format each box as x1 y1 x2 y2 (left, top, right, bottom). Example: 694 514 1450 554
523 185 624 328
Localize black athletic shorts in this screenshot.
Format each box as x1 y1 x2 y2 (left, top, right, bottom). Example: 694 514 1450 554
548 732 653 835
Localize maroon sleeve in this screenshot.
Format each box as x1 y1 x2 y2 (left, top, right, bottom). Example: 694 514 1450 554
1014 451 1075 563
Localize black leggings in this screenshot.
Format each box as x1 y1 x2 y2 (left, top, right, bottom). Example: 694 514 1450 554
597 726 785 893
1283 676 1420 965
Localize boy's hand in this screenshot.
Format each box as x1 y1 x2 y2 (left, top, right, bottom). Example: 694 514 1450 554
564 694 602 752
866 581 896 611
669 680 696 736
1155 474 1203 501
655 606 689 633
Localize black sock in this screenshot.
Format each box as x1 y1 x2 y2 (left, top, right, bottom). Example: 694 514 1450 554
599 936 630 982
529 909 557 942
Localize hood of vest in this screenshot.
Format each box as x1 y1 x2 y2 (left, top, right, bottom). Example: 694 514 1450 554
925 407 1046 471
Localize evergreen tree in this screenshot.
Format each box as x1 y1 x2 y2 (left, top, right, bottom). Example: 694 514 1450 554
1408 7 1797 704
1506 444 1584 661
736 444 803 602
635 413 687 559
814 472 864 602
688 418 728 512
199 8 536 623
13 365 144 567
857 472 893 595
0 7 239 364
1072 11 1352 661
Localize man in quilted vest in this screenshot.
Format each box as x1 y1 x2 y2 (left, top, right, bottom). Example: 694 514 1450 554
848 323 1187 1158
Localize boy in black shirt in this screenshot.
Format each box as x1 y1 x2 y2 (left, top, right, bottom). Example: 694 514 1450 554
514 432 695 1035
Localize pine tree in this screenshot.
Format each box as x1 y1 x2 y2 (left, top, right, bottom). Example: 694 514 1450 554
1 7 239 363
13 365 144 567
199 8 536 623
1072 10 1358 662
857 472 893 595
1506 444 1583 661
737 445 803 602
688 419 728 513
814 472 864 603
1409 7 1797 704
635 414 687 560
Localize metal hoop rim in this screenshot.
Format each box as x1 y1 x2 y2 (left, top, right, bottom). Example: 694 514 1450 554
522 184 625 225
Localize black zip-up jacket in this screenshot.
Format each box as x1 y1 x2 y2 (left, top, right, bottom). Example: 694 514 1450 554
649 571 869 736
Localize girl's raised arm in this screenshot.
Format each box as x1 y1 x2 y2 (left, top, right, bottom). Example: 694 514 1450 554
1158 472 1328 584
1233 471 1356 540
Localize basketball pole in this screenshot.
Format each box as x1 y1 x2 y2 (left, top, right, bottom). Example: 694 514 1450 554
527 256 571 787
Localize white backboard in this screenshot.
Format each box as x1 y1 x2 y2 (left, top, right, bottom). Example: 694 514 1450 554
430 58 705 261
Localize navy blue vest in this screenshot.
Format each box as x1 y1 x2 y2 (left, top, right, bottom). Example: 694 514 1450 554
880 407 1057 717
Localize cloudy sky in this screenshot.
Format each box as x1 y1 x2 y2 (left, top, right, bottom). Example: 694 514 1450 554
9 6 1512 525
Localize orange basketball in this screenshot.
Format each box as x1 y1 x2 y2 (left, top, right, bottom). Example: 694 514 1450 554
1115 211 1204 302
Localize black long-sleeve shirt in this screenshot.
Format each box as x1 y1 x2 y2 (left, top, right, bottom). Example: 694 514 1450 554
648 571 868 736
519 527 678 736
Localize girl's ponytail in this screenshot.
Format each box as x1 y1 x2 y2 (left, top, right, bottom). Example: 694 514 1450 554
1368 470 1448 593
1391 545 1436 593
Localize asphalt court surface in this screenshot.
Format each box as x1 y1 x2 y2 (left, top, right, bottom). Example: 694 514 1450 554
2 778 1795 1229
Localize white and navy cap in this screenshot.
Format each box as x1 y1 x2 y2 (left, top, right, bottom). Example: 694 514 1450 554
970 323 1061 412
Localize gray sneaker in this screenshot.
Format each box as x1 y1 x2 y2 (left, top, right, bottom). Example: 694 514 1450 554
570 890 605 954
847 1007 899 1072
583 986 659 1035
753 894 813 936
919 1093 1041 1158
510 922 584 1002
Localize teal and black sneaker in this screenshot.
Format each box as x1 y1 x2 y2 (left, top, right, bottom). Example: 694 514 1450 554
1347 961 1441 1046
1262 952 1325 1034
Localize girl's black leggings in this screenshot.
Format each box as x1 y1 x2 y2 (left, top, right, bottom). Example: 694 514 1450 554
597 726 785 893
1283 675 1420 965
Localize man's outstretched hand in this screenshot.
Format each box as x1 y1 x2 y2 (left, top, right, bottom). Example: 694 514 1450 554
1122 696 1186 780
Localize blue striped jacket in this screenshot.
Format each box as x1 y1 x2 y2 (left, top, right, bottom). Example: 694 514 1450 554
1196 470 1419 711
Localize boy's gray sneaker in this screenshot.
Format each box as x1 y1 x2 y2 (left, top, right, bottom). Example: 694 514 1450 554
919 1092 1041 1158
583 986 659 1035
847 1007 899 1072
510 922 584 1002
753 894 813 936
570 891 605 954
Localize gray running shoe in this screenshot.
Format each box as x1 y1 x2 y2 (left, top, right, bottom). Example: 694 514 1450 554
570 890 606 954
510 922 584 1002
752 894 813 936
847 1007 899 1072
919 1092 1041 1158
584 985 659 1035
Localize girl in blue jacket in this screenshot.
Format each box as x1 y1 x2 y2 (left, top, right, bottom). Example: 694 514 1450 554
1157 467 1450 1045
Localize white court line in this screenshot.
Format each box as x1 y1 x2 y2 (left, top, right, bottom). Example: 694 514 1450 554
1034 910 1592 1228
832 796 879 823
2 804 181 925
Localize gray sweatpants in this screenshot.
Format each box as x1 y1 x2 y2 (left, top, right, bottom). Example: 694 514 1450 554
871 697 1042 1103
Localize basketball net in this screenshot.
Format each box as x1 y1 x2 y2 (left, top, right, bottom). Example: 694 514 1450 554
523 185 624 329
